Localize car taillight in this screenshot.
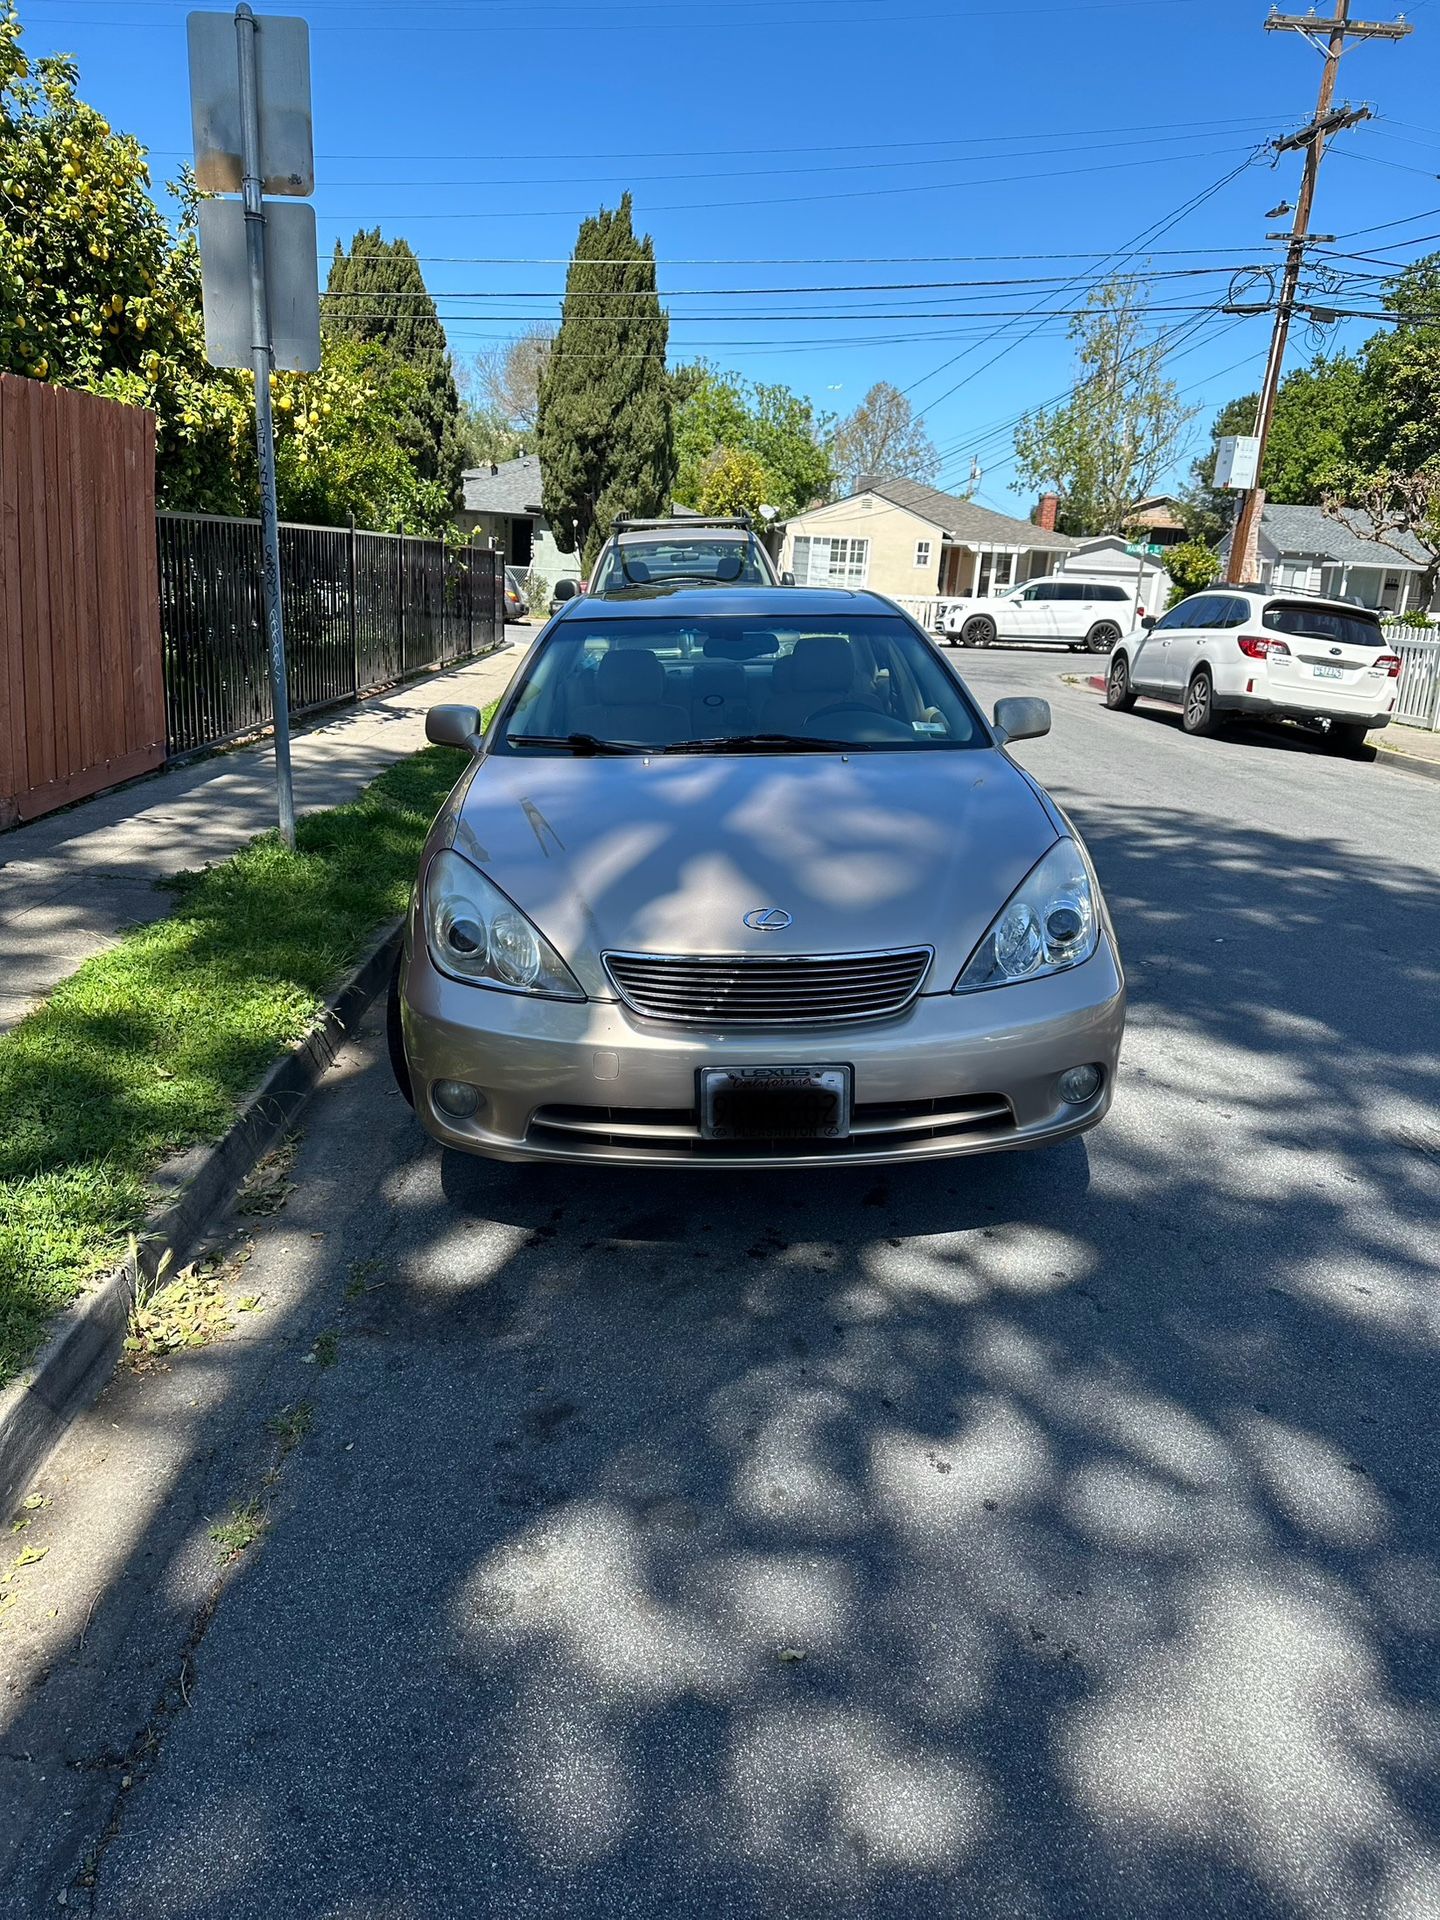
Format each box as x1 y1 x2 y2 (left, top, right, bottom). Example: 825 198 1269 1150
1375 652 1401 678
1237 635 1291 660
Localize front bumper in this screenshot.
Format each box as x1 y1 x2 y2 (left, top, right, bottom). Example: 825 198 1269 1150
398 933 1126 1168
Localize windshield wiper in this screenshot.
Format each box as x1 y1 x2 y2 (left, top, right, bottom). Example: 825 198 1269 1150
508 733 648 755
662 733 866 754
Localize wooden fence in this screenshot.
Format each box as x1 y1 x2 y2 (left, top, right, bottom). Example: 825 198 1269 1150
1 374 167 826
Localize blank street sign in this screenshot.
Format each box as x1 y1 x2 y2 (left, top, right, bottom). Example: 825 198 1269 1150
187 11 314 196
197 199 322 372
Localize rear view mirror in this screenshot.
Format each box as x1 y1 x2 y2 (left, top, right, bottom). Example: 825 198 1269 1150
426 704 483 751
553 578 579 602
780 570 796 586
1142 614 1157 630
992 696 1051 745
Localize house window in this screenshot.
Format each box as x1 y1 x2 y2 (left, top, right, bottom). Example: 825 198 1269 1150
1272 558 1315 591
791 536 870 588
915 540 932 568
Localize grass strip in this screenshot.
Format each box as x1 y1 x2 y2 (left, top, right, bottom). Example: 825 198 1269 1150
0 743 470 1387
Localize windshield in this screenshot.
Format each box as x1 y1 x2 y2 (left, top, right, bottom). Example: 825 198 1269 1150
1262 602 1385 649
592 538 774 591
493 615 988 752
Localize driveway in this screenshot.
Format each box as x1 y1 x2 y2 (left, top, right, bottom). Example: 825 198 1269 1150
4 657 1439 1919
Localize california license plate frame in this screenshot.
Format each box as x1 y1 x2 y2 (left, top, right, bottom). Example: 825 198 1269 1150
699 1065 852 1141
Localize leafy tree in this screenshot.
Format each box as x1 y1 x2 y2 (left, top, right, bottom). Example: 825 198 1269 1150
1352 254 1440 475
829 381 938 492
324 228 463 506
270 336 453 536
1262 355 1365 504
1163 539 1221 606
1013 276 1199 536
696 445 773 517
538 193 673 569
0 2 249 510
673 364 833 516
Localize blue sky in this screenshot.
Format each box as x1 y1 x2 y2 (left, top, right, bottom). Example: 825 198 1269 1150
17 0 1440 512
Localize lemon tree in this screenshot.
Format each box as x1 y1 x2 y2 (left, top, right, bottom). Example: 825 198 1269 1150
0 2 250 509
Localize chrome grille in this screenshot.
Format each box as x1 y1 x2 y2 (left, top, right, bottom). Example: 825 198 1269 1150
603 947 932 1026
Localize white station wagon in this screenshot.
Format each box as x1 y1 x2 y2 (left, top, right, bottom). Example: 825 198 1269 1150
1103 586 1402 752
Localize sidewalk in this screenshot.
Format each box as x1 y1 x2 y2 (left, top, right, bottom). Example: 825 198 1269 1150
0 632 532 1035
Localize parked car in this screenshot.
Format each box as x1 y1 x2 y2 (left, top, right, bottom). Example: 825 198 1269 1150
387 586 1125 1169
589 516 790 593
1103 586 1401 752
503 567 529 623
942 578 1139 653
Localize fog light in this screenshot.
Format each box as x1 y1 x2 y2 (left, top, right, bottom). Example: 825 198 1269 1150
433 1079 482 1119
1058 1064 1102 1105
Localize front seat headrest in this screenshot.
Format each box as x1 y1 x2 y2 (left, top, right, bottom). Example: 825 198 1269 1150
596 648 665 705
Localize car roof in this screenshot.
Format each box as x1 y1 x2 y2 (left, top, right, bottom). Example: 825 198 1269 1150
614 527 751 546
552 585 894 621
1221 585 1381 615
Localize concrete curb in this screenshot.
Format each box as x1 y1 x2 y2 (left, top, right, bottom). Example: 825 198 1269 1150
1080 673 1440 782
0 920 404 1520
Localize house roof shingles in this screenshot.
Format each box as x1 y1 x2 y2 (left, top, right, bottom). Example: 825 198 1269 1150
858 476 1076 550
1230 502 1428 572
460 454 543 517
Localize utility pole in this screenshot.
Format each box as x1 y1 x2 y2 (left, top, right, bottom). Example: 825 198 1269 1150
1224 0 1411 585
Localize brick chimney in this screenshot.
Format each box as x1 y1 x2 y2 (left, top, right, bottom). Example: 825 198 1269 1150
1036 492 1059 532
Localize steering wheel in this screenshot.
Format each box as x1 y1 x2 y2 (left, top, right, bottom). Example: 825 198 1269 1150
803 702 917 742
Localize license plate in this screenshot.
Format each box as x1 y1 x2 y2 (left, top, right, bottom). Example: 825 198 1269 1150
700 1066 851 1141
1313 664 1345 679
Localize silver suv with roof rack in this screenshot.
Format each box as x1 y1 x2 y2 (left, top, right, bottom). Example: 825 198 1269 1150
581 515 793 595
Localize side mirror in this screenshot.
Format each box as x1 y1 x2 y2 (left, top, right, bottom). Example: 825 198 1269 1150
992 696 1051 746
553 578 579 602
1141 614 1157 630
780 570 796 586
426 703 483 751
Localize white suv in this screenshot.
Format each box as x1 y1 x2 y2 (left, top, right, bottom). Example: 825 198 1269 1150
1103 587 1401 752
941 578 1138 652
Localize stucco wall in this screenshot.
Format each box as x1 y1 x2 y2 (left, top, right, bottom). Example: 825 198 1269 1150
780 493 943 597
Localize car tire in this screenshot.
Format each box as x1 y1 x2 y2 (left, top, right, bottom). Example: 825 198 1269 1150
386 951 415 1108
1328 721 1375 759
961 615 996 648
1104 653 1137 711
1181 669 1221 737
1086 620 1121 654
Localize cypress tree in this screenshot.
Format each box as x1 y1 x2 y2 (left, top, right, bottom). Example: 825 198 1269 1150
324 229 463 507
538 194 673 568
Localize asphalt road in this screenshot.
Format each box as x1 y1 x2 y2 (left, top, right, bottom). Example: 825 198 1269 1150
5 651 1440 1919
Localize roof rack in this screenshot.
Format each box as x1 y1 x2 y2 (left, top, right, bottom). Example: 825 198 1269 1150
612 514 754 533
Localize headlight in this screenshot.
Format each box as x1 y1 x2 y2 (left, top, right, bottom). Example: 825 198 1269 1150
953 837 1098 992
423 849 583 999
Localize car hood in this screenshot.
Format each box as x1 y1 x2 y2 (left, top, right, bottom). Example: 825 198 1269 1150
444 750 1057 998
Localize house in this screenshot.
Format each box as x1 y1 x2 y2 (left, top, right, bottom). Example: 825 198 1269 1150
457 455 577 583
777 477 1076 600
1220 503 1432 614
1124 495 1189 549
1059 534 1172 619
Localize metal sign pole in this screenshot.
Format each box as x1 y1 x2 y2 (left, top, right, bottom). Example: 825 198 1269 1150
235 0 296 847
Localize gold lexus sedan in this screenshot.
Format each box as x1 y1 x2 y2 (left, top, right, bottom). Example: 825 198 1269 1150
388 587 1125 1167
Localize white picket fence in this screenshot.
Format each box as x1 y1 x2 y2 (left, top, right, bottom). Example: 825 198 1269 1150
894 596 957 631
1381 625 1440 731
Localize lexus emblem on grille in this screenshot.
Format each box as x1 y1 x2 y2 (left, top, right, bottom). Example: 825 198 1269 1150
743 907 793 931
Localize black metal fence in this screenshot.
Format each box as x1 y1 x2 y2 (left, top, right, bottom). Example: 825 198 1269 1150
157 512 504 757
